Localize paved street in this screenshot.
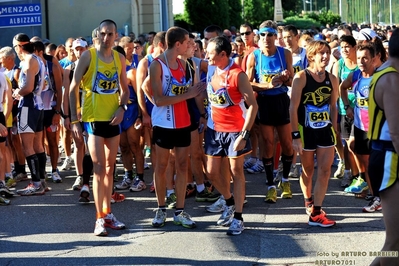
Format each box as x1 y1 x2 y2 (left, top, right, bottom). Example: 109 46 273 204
0 158 386 266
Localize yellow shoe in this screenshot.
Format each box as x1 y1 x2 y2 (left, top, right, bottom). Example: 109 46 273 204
279 181 293 199
265 187 277 203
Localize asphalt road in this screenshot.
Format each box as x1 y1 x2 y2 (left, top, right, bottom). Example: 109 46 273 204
0 158 386 266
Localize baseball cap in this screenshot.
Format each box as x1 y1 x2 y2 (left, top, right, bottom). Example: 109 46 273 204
72 39 88 49
313 33 324 41
357 28 379 41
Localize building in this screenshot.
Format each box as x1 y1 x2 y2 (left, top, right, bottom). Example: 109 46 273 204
0 0 173 47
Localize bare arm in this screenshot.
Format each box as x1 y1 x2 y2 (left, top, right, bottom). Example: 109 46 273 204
4 78 13 121
51 57 63 126
70 51 90 123
18 55 39 96
377 72 399 152
246 52 279 91
329 73 339 132
339 72 354 119
136 57 149 116
289 71 307 155
62 67 72 129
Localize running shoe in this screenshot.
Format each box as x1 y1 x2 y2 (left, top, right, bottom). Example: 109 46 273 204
185 184 196 198
152 208 167 227
104 213 126 229
217 204 235 226
0 196 10 206
94 218 108 236
363 197 382 213
0 181 14 198
6 177 17 188
173 211 196 228
227 218 244 236
149 181 155 193
111 192 125 203
16 183 45 196
265 187 277 203
41 180 51 192
14 172 28 182
72 176 83 191
195 187 220 202
340 172 352 188
247 160 265 174
306 204 326 216
243 157 257 170
166 193 177 209
365 193 374 201
60 157 73 171
344 177 368 193
130 177 146 192
334 160 345 178
79 184 90 203
206 195 226 213
115 176 132 190
278 181 292 199
288 164 300 178
51 171 62 183
308 213 336 227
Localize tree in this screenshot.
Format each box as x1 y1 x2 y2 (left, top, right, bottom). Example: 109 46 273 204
228 0 243 28
184 0 230 32
243 0 268 29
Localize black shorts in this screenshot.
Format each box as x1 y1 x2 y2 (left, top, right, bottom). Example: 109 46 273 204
204 127 251 158
18 106 44 133
353 126 370 155
369 140 399 196
339 115 354 139
43 109 56 128
257 93 290 126
152 126 191 149
299 124 336 151
83 122 120 139
0 112 6 143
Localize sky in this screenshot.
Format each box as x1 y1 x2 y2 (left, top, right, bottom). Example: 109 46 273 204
173 0 185 14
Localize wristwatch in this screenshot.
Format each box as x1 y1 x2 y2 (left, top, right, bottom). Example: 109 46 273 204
54 110 61 115
119 104 128 111
240 130 250 141
200 112 208 119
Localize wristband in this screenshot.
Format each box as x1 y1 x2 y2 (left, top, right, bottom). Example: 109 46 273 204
240 130 250 141
292 131 301 139
71 120 80 125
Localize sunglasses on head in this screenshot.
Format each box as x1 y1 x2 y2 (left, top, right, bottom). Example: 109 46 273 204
240 31 252 36
260 32 275 37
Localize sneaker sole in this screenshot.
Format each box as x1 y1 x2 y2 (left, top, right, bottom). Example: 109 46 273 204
308 221 336 227
206 208 223 213
227 229 243 235
78 197 90 204
281 194 293 199
130 188 145 192
174 221 196 228
152 221 166 228
195 197 220 202
104 224 126 230
52 179 62 183
264 198 277 203
94 231 108 236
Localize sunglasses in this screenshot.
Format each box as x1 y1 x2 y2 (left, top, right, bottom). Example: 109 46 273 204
260 32 275 37
133 46 141 49
240 31 252 36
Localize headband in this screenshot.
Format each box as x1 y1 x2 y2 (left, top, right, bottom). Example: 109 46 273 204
259 27 277 35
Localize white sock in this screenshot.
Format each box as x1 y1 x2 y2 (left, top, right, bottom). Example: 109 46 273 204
196 184 205 193
166 189 175 197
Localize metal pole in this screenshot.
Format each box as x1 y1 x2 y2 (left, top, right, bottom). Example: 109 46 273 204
303 0 306 13
390 0 393 25
339 0 342 17
370 0 372 24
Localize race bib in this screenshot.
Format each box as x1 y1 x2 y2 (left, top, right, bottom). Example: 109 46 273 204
93 72 119 94
305 104 330 129
357 97 368 107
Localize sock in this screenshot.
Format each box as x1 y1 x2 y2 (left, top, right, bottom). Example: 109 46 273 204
234 212 243 221
26 154 40 182
20 164 27 174
82 154 93 186
137 173 144 181
352 173 359 180
14 161 20 174
96 212 104 219
33 181 41 187
126 170 133 179
196 183 205 193
305 197 313 207
281 177 289 182
175 208 183 216
312 206 321 216
102 208 111 215
52 168 57 173
167 189 175 197
158 206 166 212
37 152 47 180
225 196 235 206
262 157 274 186
359 172 366 180
281 153 293 179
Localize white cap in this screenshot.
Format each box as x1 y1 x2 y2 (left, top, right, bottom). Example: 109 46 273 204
72 39 88 49
357 28 379 41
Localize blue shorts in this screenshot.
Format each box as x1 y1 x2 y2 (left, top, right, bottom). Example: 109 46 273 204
120 103 139 131
204 127 252 158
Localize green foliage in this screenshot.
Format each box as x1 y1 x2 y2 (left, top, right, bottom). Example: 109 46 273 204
184 0 230 32
317 9 341 26
174 13 193 32
243 0 273 29
284 16 321 29
228 0 243 28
